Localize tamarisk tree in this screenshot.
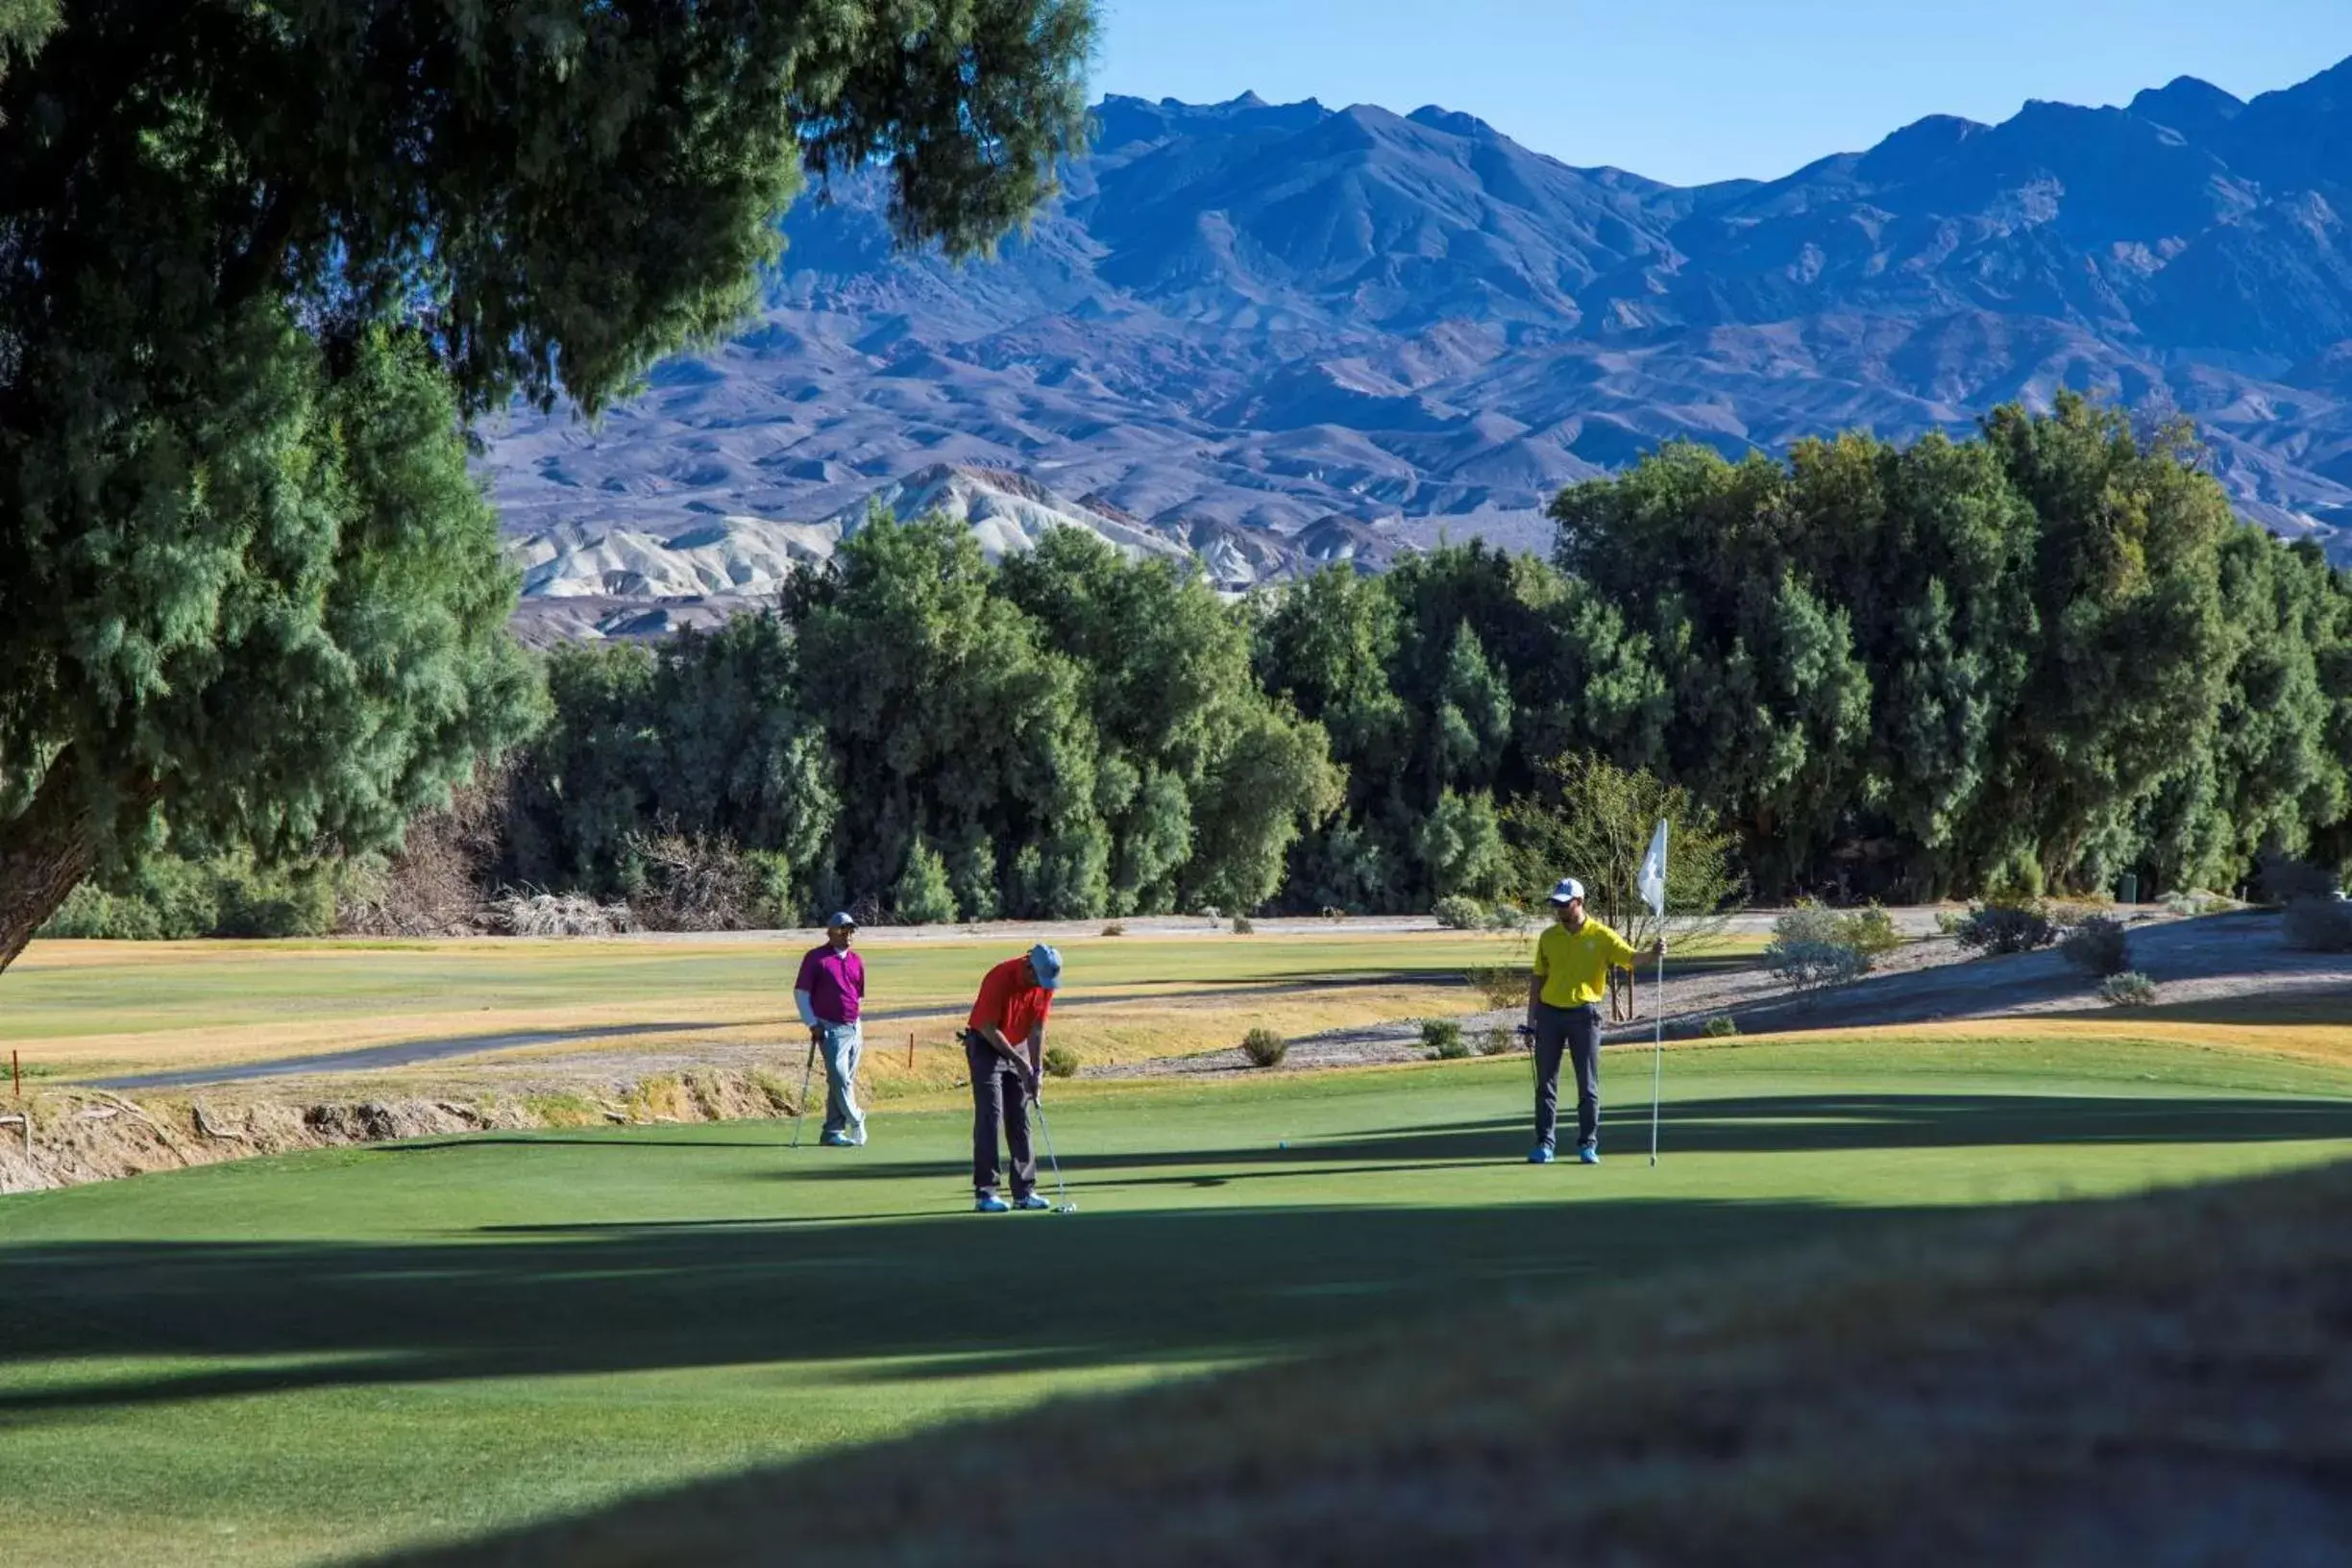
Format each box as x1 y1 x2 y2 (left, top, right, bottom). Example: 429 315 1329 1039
0 0 1095 968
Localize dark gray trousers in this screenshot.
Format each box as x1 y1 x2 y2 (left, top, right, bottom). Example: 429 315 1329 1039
964 1032 1037 1199
1532 1001 1603 1152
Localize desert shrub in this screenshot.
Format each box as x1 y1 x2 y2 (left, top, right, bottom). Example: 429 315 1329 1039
1240 1027 1287 1068
2100 971 2158 1006
2283 896 2352 953
1100 921 1126 937
1702 1015 1739 1038
336 769 507 936
1952 902 2058 956
1765 901 1891 989
1042 1044 1080 1079
491 891 635 937
1466 957 1531 1012
1477 1026 1516 1057
1432 894 1487 930
1933 909 1966 936
1766 939 1871 990
1231 913 1256 935
1320 906 1347 921
1422 1019 1471 1060
625 831 781 932
1484 902 1529 932
2256 855 2340 906
2060 915 2132 977
2164 890 2235 918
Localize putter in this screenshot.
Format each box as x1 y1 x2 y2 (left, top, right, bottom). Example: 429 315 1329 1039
789 1032 819 1149
1029 1090 1077 1213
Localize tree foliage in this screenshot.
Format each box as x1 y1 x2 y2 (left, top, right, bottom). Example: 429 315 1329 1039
0 0 1095 968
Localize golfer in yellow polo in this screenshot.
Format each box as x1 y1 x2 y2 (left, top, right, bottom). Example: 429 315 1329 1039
1526 877 1662 1164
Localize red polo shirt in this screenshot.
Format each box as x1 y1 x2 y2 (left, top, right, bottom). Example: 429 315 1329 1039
968 956 1054 1041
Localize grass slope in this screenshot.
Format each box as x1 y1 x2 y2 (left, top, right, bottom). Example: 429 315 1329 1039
2 1037 2348 1565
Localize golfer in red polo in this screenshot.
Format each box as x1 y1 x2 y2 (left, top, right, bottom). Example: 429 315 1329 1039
963 943 1062 1213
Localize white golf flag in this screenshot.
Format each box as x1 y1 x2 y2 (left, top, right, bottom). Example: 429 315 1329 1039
1637 819 1669 919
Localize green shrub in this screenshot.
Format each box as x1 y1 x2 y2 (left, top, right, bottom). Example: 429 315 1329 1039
1231 913 1255 935
1839 905 1903 960
2060 915 2132 977
2283 896 2352 953
742 849 797 929
1042 1044 1080 1079
1702 1015 1739 1038
892 838 959 925
37 851 332 941
1953 902 2058 956
2100 971 2158 1006
1484 902 1529 932
1421 1019 1471 1060
1240 1027 1287 1068
1477 1026 1516 1057
1432 894 1487 930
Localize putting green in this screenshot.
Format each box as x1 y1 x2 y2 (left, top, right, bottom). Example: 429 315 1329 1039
4 1035 2350 1566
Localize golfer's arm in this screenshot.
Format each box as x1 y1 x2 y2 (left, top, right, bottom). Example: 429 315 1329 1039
1026 1025 1045 1075
1526 970 1543 1016
793 989 819 1029
979 1023 1028 1071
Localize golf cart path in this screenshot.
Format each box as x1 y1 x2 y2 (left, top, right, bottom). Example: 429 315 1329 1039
1095 911 2352 1080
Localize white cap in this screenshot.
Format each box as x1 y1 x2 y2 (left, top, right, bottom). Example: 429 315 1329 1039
1547 877 1586 904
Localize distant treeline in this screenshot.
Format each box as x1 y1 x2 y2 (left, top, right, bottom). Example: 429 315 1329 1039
45 396 2352 937
502 395 2349 919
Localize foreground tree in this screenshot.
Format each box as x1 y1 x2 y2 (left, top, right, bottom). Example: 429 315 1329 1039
0 0 1095 968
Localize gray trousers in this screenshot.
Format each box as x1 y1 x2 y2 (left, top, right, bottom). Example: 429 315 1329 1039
964 1032 1037 1199
1532 1001 1603 1152
818 1022 865 1142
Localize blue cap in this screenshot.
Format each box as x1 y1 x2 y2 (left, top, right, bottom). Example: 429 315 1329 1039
825 911 858 929
1028 943 1063 991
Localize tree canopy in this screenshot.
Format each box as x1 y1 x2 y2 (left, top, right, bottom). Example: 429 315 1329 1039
0 0 1096 968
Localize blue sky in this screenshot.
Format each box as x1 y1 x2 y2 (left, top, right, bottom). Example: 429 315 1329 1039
1091 0 2352 185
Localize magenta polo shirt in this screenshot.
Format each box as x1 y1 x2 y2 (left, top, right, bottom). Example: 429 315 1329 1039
795 944 866 1025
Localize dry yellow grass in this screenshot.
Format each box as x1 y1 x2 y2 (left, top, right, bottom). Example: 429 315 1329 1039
1764 1004 2352 1069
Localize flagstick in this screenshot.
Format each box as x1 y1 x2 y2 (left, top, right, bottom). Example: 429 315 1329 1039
1649 940 1664 1166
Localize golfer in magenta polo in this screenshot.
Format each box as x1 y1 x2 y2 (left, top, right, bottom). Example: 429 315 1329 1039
793 912 868 1146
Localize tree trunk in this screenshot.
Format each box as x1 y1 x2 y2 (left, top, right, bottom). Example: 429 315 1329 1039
0 762 99 976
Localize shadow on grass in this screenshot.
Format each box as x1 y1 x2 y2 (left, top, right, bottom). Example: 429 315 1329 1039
778 1091 2352 1185
5 1090 2348 1421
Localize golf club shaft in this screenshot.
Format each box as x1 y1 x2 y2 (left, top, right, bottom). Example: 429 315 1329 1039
790 1033 818 1148
1031 1090 1071 1209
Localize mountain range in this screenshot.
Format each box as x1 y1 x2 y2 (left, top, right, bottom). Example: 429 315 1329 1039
487 53 2352 634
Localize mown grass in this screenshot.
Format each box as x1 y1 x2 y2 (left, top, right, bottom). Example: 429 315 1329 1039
2 1034 2349 1565
4 930 1536 1079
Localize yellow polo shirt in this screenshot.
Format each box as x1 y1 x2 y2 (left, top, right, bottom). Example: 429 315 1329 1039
1531 918 1638 1007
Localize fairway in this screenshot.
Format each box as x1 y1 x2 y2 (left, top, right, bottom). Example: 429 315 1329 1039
5 1035 2351 1566
4 929 1518 1083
